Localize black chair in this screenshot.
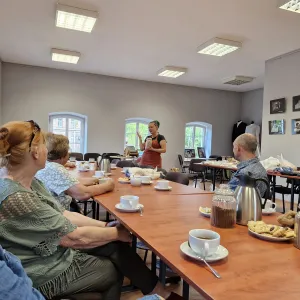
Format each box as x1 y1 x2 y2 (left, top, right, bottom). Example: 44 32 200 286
101 153 121 163
111 158 121 164
165 172 189 186
139 165 154 169
116 160 135 168
272 178 300 213
178 154 189 173
189 159 206 189
209 155 222 161
84 153 101 162
69 152 83 161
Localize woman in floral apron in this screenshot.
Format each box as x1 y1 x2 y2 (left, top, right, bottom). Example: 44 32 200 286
137 120 167 168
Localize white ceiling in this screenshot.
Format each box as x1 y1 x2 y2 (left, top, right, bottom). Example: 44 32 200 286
1 0 300 92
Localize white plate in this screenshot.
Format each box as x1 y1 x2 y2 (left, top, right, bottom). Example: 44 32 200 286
180 241 228 262
115 203 144 212
78 169 89 172
248 228 294 242
142 181 153 185
199 207 211 218
118 179 131 184
262 208 277 215
154 185 172 191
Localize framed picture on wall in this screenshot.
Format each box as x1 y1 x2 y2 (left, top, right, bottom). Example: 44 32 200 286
197 147 206 158
292 118 300 135
184 148 195 158
268 120 285 135
270 98 286 114
293 96 300 112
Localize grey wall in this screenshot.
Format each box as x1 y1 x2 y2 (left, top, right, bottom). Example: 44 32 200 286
0 59 2 125
262 50 300 166
241 89 263 125
2 63 242 170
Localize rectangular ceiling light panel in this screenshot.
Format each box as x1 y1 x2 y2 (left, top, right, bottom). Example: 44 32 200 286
51 49 81 64
56 4 98 32
279 0 300 13
197 38 242 57
157 66 187 78
223 76 254 86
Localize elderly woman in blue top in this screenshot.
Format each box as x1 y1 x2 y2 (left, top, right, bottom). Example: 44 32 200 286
229 133 268 197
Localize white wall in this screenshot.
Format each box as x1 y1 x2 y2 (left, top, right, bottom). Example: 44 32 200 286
2 63 242 170
262 50 300 166
241 89 263 125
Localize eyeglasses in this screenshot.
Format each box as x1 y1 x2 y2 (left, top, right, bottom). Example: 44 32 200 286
26 120 41 150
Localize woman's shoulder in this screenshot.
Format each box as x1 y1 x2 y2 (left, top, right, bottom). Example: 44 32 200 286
0 178 30 203
157 134 166 142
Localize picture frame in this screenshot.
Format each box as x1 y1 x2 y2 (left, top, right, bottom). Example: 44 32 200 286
293 96 300 112
268 120 285 135
292 118 300 135
197 147 206 158
270 98 286 114
184 148 195 158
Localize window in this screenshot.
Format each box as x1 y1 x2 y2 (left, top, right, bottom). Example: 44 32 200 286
49 113 87 153
185 122 212 158
125 118 151 150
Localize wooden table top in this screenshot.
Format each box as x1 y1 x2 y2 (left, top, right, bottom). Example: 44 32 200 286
201 163 237 171
68 168 213 196
94 193 300 300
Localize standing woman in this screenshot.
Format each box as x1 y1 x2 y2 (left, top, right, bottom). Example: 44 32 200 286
137 120 166 168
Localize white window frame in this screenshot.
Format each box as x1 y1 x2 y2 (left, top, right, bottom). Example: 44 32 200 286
124 118 151 150
185 122 207 157
49 112 87 153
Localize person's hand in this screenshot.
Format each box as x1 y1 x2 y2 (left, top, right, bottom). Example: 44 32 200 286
148 147 155 152
117 225 132 243
137 131 142 139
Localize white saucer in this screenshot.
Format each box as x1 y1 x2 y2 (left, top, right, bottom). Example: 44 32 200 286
154 185 172 191
78 169 89 172
115 203 144 212
262 208 276 215
92 175 103 179
118 179 130 184
180 241 228 262
199 207 211 218
142 181 153 185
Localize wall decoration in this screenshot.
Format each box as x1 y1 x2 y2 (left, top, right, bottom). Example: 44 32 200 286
268 120 285 135
197 147 206 158
292 118 300 135
270 98 286 114
184 148 195 158
293 96 300 112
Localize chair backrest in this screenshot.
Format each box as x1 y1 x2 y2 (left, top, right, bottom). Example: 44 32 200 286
116 160 135 168
165 172 189 186
84 153 101 161
209 155 222 161
111 159 121 164
139 165 154 169
69 152 83 161
102 153 121 163
178 154 183 166
189 159 206 173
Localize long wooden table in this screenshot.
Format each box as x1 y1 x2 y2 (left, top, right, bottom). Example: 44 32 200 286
69 168 212 196
200 163 300 211
94 192 300 300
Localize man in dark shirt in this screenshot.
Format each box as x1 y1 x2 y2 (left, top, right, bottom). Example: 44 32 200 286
229 133 268 197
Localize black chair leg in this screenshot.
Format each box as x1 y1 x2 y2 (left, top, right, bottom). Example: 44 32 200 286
194 176 198 188
202 173 206 190
92 201 96 219
282 194 285 213
143 249 149 263
83 202 88 216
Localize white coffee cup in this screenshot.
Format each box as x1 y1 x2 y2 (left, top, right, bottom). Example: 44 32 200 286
95 170 105 178
111 163 117 169
189 229 220 257
141 176 151 184
131 177 142 187
157 180 169 189
89 158 95 162
78 163 88 171
69 157 76 162
120 195 139 209
264 200 276 211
